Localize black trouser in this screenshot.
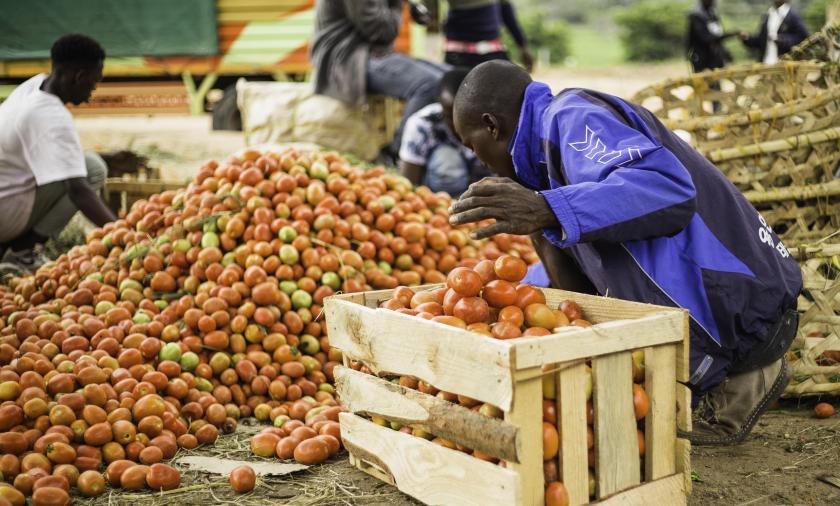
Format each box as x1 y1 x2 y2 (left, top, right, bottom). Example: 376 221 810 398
732 309 799 373
444 51 508 69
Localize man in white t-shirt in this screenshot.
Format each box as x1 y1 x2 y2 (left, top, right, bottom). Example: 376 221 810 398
398 68 489 196
0 34 116 270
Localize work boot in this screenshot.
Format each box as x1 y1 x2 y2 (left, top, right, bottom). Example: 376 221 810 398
680 358 789 446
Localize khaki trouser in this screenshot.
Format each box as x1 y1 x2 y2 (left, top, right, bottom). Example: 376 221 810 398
25 152 108 238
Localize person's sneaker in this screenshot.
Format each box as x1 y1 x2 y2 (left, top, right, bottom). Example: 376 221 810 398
2 245 51 272
679 358 790 446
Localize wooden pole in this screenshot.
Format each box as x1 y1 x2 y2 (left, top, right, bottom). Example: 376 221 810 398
334 366 521 462
787 243 840 259
742 180 840 203
707 126 840 162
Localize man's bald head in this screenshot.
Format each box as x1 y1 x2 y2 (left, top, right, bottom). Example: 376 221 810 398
454 60 532 132
452 61 532 179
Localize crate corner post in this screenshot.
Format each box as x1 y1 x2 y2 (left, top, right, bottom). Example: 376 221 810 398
507 366 545 506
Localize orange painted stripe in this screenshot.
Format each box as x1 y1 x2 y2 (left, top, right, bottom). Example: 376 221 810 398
277 44 310 65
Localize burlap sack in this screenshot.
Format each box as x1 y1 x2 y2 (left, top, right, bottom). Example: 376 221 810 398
237 80 386 161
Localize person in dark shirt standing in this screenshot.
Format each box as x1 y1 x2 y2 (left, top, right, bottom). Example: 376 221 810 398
442 0 533 71
739 0 808 64
687 0 738 72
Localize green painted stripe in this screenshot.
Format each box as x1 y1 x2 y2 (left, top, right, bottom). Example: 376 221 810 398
222 10 313 66
0 84 17 100
227 40 310 51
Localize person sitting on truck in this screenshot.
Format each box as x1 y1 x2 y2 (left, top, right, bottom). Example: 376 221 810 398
448 61 802 446
398 68 489 196
0 34 117 271
310 0 447 164
442 0 534 71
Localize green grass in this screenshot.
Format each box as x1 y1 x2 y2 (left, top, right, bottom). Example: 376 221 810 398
565 24 624 68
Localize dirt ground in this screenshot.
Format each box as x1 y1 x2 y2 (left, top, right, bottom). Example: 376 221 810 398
319 401 840 506
276 402 840 506
77 401 839 506
690 403 840 506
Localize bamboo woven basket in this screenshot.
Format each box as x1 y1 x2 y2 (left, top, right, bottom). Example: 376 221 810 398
708 125 840 192
632 62 839 156
743 179 840 246
783 243 840 397
783 22 840 63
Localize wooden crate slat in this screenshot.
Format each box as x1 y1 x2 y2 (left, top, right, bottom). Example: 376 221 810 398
675 312 691 383
596 473 685 505
105 180 186 193
541 290 677 323
675 438 692 497
643 345 677 481
341 285 681 324
675 312 693 494
505 368 544 506
558 360 590 506
513 311 684 369
325 296 515 410
334 366 520 462
339 412 520 506
593 351 641 497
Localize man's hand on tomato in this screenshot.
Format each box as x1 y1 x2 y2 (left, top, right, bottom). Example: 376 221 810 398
448 177 559 239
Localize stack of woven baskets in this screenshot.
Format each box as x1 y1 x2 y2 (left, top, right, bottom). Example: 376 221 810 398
783 22 840 63
631 26 840 398
785 244 840 397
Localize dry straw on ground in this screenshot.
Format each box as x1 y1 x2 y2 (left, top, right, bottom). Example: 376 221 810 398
73 422 412 506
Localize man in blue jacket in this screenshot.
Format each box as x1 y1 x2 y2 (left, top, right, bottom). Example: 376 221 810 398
449 61 802 446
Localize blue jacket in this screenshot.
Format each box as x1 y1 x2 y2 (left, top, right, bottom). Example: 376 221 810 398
514 83 802 393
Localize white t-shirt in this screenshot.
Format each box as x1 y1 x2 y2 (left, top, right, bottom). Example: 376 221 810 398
399 103 478 167
764 3 791 64
0 74 86 200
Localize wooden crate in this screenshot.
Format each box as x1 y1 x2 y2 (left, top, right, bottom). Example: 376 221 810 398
104 173 187 214
325 286 692 506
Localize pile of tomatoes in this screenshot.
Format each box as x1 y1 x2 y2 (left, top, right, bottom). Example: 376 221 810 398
0 148 536 503
379 255 591 336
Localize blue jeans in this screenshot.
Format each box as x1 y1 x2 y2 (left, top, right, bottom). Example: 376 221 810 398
367 53 447 154
425 144 470 197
